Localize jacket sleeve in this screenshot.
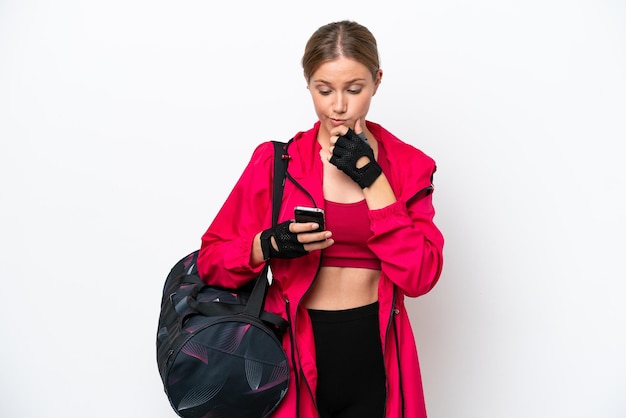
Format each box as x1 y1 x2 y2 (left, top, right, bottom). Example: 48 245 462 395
196 142 275 288
367 160 444 298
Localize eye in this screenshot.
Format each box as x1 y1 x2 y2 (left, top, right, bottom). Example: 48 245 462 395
317 89 332 96
347 88 362 94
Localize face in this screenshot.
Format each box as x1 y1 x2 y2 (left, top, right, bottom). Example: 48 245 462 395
306 57 382 142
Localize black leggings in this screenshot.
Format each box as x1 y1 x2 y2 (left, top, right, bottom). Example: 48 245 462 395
308 302 386 418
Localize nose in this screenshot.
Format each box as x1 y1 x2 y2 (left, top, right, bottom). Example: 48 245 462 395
332 92 347 114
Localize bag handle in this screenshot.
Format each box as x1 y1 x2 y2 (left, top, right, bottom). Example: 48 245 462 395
243 140 289 319
186 283 289 336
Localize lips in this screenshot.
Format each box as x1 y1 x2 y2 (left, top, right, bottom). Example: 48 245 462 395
329 118 347 126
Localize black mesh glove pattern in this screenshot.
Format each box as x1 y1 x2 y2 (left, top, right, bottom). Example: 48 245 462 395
329 128 382 189
260 220 308 260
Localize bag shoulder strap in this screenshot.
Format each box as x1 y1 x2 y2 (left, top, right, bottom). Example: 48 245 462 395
271 140 289 225
243 140 290 319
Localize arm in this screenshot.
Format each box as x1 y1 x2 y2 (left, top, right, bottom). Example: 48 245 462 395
328 124 443 297
362 160 443 297
197 142 274 288
367 179 444 298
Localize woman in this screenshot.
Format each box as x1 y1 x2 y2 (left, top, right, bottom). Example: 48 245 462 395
198 20 444 418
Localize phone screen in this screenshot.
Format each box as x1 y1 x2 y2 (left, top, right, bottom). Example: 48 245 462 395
294 206 325 231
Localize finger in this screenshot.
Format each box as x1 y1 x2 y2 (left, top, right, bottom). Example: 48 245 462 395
330 125 350 138
304 237 335 252
354 118 363 134
291 221 321 233
300 230 332 244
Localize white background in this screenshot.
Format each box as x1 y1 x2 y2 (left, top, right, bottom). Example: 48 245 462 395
1 1 625 417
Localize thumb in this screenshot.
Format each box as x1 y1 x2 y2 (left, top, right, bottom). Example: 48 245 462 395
353 119 368 142
354 119 363 134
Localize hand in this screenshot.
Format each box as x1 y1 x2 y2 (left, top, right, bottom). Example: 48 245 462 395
329 121 382 189
260 220 333 260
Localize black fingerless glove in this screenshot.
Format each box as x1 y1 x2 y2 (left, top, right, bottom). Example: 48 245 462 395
260 220 308 260
329 128 382 188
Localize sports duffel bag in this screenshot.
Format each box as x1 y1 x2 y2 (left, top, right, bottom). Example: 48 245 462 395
156 250 289 418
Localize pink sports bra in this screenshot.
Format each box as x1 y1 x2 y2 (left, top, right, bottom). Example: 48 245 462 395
320 199 381 270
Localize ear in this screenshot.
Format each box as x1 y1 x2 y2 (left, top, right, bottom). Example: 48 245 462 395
372 69 383 95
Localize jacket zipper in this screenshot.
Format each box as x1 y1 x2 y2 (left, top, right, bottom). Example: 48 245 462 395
290 257 323 417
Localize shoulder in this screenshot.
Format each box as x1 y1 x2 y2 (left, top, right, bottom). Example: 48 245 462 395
242 140 287 178
249 141 276 163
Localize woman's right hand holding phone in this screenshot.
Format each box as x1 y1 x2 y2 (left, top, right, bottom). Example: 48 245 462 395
257 220 333 261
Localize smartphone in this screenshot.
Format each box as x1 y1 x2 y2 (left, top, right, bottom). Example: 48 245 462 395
294 206 325 232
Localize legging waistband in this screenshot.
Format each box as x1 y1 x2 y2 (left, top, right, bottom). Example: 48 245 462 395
307 301 379 323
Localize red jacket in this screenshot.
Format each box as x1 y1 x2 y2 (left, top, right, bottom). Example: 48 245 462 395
198 120 444 417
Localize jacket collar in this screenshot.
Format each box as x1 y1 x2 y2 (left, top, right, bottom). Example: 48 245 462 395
285 120 428 205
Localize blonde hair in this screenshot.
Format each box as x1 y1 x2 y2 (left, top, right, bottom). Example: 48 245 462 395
302 20 380 82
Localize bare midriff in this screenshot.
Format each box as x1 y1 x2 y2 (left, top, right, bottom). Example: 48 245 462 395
303 266 380 310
